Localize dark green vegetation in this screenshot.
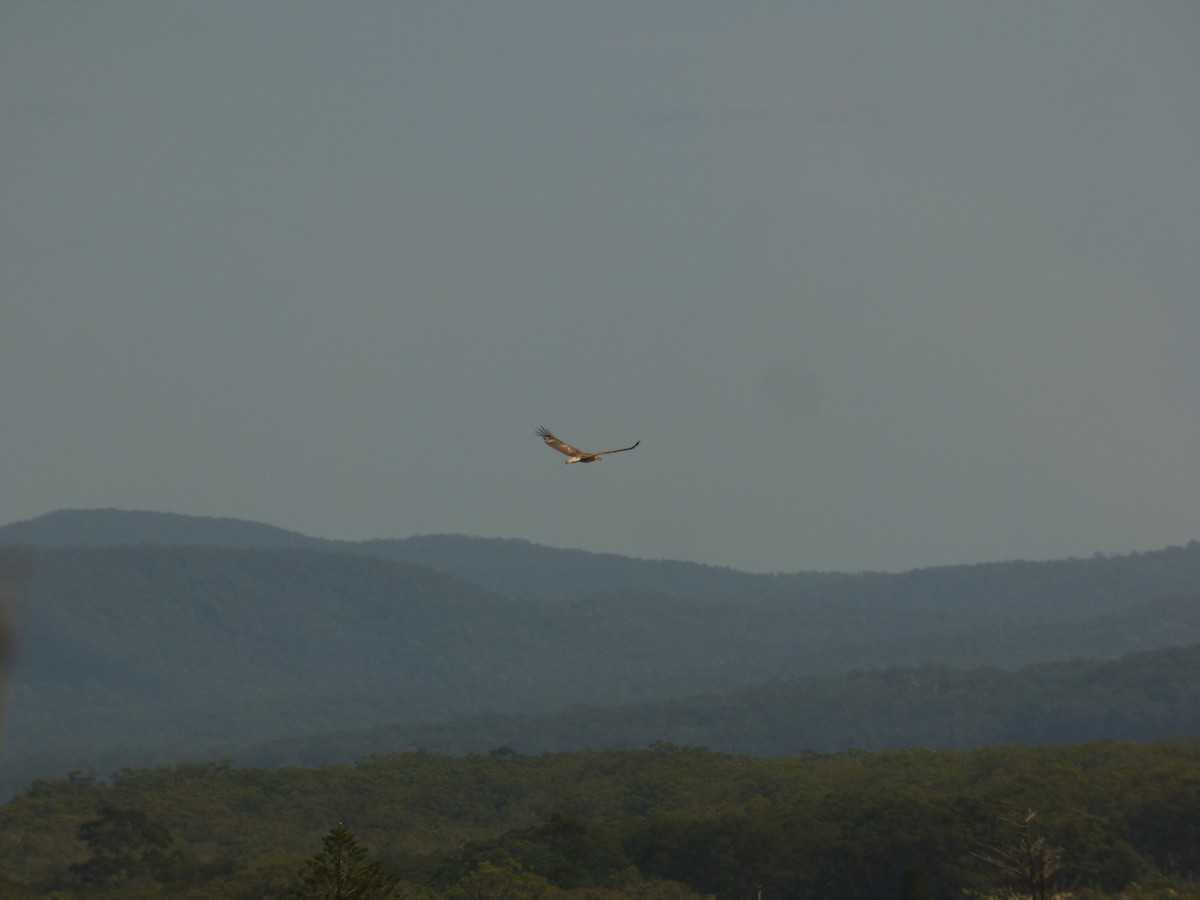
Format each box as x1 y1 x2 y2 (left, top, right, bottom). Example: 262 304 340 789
3 509 1200 799
236 643 1200 768
1 741 1198 898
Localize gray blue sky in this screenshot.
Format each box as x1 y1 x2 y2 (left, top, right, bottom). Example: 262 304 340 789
3 1 1198 573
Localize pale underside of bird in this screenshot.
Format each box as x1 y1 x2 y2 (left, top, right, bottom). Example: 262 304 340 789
536 426 640 464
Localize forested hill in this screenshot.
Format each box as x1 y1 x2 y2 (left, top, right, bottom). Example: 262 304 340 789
0 508 772 600
235 642 1200 768
3 509 1200 800
5 508 1200 614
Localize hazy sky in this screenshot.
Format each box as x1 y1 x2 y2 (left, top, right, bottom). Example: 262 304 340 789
3 2 1198 573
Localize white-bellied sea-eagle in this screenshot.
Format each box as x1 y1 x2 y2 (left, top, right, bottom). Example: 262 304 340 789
536 426 640 464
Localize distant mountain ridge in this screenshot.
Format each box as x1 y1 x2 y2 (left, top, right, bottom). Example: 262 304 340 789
0 508 328 550
5 508 1200 613
0 508 769 601
3 508 1200 799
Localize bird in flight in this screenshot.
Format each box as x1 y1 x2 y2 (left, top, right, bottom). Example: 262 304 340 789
537 426 640 464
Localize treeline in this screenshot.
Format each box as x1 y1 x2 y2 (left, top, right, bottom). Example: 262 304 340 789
1 740 1198 898
231 642 1200 768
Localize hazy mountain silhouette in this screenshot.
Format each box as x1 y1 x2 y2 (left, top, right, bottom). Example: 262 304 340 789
2 508 1198 797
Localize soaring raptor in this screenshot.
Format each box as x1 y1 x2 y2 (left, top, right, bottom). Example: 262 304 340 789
536 426 640 464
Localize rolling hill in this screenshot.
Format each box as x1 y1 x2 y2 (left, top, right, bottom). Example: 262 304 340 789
230 641 1200 766
2 508 1199 798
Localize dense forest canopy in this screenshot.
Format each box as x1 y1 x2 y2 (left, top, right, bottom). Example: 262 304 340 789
1 741 1198 899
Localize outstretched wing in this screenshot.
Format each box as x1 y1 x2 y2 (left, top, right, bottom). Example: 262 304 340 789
595 440 641 456
537 426 587 457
